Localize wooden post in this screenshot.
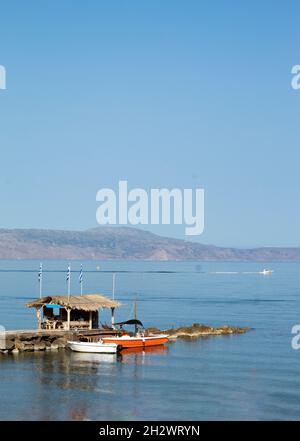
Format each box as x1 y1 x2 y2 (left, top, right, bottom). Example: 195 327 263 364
134 300 138 334
37 308 42 330
134 300 137 320
89 311 92 330
66 308 71 331
111 307 115 328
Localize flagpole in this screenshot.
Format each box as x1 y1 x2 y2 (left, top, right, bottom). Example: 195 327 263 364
67 264 71 301
112 273 116 300
39 263 43 299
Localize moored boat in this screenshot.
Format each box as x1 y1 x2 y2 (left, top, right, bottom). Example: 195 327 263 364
102 334 169 349
102 319 169 349
67 340 118 354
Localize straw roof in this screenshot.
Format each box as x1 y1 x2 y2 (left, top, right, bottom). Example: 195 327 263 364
27 294 121 311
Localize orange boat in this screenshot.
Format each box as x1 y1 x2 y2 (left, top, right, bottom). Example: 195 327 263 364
103 334 169 349
102 319 169 349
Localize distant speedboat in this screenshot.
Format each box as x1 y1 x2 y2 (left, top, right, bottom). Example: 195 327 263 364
259 269 274 275
67 340 118 354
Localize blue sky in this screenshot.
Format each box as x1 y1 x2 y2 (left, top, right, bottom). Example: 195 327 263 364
0 1 299 247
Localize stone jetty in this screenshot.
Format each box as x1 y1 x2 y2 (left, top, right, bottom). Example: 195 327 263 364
0 330 76 354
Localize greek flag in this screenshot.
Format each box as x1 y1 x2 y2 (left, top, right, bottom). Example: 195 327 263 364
79 265 83 284
66 265 71 282
38 263 43 282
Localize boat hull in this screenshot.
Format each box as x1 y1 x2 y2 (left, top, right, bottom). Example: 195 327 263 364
67 341 118 354
102 334 169 349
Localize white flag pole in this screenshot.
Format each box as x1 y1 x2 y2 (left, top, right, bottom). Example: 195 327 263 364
67 264 71 301
80 264 83 296
112 273 116 300
39 263 43 299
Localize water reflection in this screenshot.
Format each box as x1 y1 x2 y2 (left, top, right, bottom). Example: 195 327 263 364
0 345 170 420
120 345 169 364
69 352 118 365
67 345 169 366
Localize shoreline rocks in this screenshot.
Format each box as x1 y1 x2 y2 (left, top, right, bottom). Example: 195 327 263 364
147 323 252 340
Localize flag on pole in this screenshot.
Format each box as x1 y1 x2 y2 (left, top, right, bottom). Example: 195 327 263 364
66 264 71 282
66 264 71 299
38 263 43 282
79 265 83 295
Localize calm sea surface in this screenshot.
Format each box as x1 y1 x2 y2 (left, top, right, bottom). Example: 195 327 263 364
0 260 299 421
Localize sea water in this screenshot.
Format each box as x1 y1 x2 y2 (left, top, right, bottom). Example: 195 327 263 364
0 260 299 421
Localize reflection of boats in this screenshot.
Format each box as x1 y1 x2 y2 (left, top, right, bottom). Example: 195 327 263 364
121 345 168 356
102 319 169 349
70 352 116 363
120 345 168 365
70 352 117 364
67 340 118 354
259 269 274 275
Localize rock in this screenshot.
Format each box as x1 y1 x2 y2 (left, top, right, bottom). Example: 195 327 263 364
15 340 26 351
50 343 59 350
146 327 161 334
52 338 67 348
34 342 46 351
0 349 8 354
23 343 34 351
5 339 14 350
12 348 19 354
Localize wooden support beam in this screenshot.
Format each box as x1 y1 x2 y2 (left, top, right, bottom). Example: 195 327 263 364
37 308 42 330
111 307 115 328
66 308 71 331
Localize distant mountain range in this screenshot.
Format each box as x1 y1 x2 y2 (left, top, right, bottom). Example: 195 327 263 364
0 227 299 261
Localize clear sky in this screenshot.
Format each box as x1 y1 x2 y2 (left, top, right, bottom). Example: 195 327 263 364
0 1 299 247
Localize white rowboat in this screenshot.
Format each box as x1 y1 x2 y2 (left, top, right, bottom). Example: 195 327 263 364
67 340 118 354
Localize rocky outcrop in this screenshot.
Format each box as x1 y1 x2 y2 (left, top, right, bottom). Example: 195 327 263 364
147 323 252 340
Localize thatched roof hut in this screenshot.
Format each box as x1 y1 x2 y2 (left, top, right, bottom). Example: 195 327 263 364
27 294 120 311
27 294 121 331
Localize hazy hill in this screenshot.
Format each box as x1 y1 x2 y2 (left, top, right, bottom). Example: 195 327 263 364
0 227 299 261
